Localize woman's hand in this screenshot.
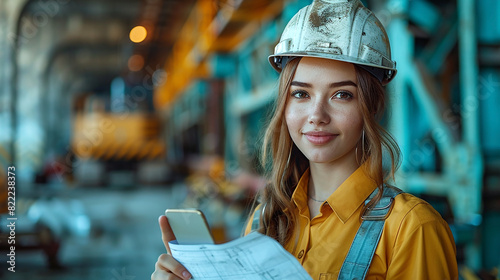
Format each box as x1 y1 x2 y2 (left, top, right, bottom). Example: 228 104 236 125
151 215 192 280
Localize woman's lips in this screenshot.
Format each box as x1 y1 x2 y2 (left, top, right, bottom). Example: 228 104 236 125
303 132 337 145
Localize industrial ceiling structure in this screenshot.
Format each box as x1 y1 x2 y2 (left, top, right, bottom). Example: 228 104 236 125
2 0 285 167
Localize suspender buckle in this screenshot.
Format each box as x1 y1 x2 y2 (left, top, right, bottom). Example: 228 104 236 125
361 197 395 221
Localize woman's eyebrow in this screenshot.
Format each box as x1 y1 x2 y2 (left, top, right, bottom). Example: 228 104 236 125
291 80 357 88
329 80 357 88
291 81 312 87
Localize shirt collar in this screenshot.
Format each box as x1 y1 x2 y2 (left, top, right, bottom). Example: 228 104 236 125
326 165 378 223
291 169 310 217
291 165 378 223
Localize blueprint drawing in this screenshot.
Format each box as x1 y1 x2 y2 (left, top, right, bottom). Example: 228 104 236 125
169 231 312 280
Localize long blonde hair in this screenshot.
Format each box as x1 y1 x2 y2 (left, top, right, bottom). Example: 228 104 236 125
255 57 401 246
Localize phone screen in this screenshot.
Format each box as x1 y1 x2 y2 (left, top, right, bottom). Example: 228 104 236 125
165 209 215 245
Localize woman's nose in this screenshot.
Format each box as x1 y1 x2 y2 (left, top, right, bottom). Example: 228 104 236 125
308 101 330 125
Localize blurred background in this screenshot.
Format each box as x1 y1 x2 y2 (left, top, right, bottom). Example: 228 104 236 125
0 0 499 279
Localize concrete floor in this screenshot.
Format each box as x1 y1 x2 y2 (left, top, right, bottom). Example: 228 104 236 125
3 183 188 280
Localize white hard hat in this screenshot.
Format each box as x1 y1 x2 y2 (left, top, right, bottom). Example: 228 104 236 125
269 0 397 85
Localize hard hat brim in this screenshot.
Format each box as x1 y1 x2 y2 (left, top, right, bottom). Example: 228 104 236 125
268 52 397 85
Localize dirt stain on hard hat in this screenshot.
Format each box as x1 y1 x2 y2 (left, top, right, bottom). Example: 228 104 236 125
309 10 322 28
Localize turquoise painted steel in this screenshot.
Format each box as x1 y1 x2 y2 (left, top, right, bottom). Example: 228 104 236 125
407 65 454 160
458 0 483 224
479 69 500 154
420 20 458 75
384 0 486 269
477 0 500 43
458 0 484 267
408 0 440 34
386 0 411 173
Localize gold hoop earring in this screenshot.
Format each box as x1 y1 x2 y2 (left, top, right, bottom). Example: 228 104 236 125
362 130 366 161
355 145 360 166
356 130 365 166
355 146 359 166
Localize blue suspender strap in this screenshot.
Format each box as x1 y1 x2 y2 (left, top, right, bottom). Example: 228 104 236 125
338 185 403 280
250 206 262 232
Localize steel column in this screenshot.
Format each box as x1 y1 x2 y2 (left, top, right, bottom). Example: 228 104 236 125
458 0 483 270
386 0 411 173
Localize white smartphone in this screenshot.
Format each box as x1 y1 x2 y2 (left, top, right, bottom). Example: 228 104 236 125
165 209 215 245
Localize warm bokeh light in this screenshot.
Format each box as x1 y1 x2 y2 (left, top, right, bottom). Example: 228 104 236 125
129 25 147 43
128 54 145 71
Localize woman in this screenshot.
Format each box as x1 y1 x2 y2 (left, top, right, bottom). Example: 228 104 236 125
152 1 458 279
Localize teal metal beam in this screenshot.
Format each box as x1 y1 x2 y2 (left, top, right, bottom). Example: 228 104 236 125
459 0 480 147
408 0 440 34
420 20 458 75
10 0 36 168
477 0 500 43
458 0 484 270
387 0 411 172
386 0 485 268
407 63 454 158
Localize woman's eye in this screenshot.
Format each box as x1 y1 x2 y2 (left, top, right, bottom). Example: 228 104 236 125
291 90 309 99
333 91 353 100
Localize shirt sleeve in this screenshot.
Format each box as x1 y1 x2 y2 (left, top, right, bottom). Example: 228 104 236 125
386 203 458 280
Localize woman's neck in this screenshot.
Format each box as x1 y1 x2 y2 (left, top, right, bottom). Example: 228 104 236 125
308 153 360 200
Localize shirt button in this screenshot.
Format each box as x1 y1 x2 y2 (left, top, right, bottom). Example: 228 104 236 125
298 250 304 259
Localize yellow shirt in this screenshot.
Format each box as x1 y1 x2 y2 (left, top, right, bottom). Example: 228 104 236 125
247 167 458 279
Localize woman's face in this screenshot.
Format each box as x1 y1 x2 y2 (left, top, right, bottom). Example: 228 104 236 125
285 57 363 165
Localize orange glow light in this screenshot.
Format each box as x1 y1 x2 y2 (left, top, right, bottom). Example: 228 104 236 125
128 54 145 71
129 26 147 43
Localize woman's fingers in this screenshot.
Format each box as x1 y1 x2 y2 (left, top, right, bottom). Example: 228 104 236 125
158 215 175 254
151 268 183 280
153 216 191 279
152 254 192 280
